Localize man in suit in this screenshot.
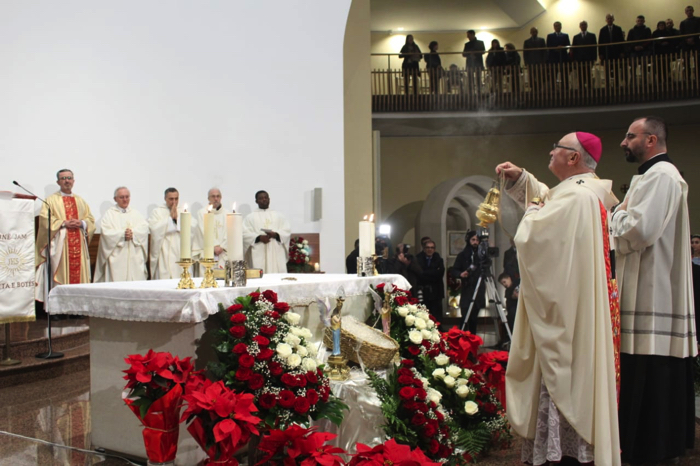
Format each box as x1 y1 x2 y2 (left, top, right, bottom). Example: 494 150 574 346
523 27 546 92
415 240 445 324
599 13 625 61
462 29 486 95
546 21 570 64
627 15 652 58
572 21 597 90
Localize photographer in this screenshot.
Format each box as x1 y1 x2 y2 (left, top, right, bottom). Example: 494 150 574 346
386 243 422 289
450 230 486 334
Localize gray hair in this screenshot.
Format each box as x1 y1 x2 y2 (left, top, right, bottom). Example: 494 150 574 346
113 186 129 197
208 187 221 197
574 140 598 170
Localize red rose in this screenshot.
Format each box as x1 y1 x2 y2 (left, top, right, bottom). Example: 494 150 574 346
258 393 276 409
281 373 296 387
398 375 414 385
249 292 261 303
423 423 437 437
235 368 252 381
439 445 452 458
375 283 385 291
394 296 408 306
257 348 274 361
238 354 255 368
295 375 307 387
428 439 440 454
306 371 318 384
262 290 278 303
232 343 248 354
260 325 277 336
421 340 431 349
407 345 421 356
273 302 289 313
411 413 427 426
253 335 270 347
293 397 310 414
397 367 413 378
319 384 330 402
230 313 246 324
279 389 296 408
436 410 445 422
427 347 440 358
248 374 265 390
226 303 244 314
409 297 419 305
306 388 319 405
400 359 415 367
415 388 427 400
268 361 283 376
484 403 497 414
399 387 416 400
416 402 429 413
229 326 246 338
264 310 280 320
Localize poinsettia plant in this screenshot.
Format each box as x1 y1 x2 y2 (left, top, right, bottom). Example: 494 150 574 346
206 289 347 430
348 438 441 465
255 424 345 465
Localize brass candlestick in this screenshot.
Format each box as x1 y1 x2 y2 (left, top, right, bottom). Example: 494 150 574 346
176 259 195 289
199 258 218 288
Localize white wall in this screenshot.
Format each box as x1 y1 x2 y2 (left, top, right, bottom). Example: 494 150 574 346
0 0 352 272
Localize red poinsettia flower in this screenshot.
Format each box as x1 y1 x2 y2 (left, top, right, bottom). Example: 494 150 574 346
349 439 441 465
288 431 344 465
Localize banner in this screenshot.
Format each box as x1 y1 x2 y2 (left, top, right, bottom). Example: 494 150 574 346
0 197 35 324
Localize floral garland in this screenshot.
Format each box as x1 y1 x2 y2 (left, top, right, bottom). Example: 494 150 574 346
206 289 347 430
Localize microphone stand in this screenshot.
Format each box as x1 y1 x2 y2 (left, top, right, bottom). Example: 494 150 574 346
13 181 64 359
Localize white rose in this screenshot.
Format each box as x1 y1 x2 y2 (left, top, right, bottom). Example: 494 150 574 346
456 377 469 386
420 377 429 388
444 375 456 388
462 369 474 378
421 329 432 340
426 319 435 329
432 368 446 380
405 315 416 326
287 353 302 367
276 343 293 358
305 257 309 262
296 346 308 357
303 240 309 245
427 388 442 404
284 334 301 346
290 326 303 336
306 343 318 357
301 328 313 339
418 311 430 322
302 357 317 372
435 354 450 366
408 330 423 345
407 304 418 314
455 385 470 398
465 400 479 415
430 331 441 343
284 312 301 325
397 306 410 317
414 318 426 330
446 365 462 378
297 243 303 248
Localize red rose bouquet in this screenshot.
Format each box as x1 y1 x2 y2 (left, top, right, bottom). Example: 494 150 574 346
206 290 346 430
255 424 346 465
123 350 194 463
287 236 312 273
180 372 261 465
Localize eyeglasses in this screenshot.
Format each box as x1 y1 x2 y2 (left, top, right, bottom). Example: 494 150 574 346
552 143 577 151
625 132 651 140
59 176 73 181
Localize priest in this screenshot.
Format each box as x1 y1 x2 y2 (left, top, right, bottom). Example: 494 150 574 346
35 169 95 302
193 188 227 273
497 132 621 466
148 187 191 279
94 187 148 282
242 190 291 273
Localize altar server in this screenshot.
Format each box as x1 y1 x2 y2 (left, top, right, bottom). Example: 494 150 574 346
193 188 228 272
148 187 192 279
497 132 621 466
94 187 148 282
242 190 291 273
35 169 95 301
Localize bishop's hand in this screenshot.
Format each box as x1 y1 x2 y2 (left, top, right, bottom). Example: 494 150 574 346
495 161 523 181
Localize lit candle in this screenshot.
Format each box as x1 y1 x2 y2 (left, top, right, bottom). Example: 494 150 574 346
180 205 191 260
203 204 215 259
226 203 244 261
314 262 320 272
359 214 375 257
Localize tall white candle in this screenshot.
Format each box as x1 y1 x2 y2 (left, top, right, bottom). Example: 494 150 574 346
226 210 244 261
203 205 215 259
359 215 375 257
180 207 192 260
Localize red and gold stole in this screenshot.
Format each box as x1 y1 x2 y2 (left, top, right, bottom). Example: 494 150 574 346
62 196 82 284
599 200 621 402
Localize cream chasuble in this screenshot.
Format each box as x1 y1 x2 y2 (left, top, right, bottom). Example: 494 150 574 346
148 205 191 280
35 192 95 302
94 206 148 282
242 209 291 273
505 172 620 466
193 206 228 272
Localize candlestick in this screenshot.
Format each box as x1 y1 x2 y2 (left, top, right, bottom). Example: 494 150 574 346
203 205 215 259
180 208 192 260
226 211 244 261
199 258 218 288
314 262 320 272
176 259 195 289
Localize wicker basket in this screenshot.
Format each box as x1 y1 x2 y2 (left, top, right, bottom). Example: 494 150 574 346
323 318 399 370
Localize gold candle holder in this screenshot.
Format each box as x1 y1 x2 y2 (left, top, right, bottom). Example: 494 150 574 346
325 354 350 381
176 259 195 289
199 258 218 289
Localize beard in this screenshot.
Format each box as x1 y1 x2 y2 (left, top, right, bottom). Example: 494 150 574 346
623 147 639 163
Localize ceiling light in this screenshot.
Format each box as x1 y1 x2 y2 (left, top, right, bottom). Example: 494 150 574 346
396 27 404 31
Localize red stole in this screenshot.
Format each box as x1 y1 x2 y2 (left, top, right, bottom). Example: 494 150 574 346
600 200 621 401
62 196 82 284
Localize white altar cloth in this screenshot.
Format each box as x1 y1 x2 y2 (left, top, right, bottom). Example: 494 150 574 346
47 273 410 322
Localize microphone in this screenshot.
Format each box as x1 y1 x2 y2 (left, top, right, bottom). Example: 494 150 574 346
13 180 46 204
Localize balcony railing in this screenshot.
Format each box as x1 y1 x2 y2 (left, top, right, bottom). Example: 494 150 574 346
371 39 700 112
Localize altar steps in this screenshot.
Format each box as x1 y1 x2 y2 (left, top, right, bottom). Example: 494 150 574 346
0 317 90 389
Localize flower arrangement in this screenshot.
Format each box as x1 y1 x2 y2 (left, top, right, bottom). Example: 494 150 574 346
287 236 313 273
122 350 194 464
348 438 442 465
255 424 345 465
181 373 261 465
206 290 347 430
476 350 509 408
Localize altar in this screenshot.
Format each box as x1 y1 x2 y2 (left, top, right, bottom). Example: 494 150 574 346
47 273 409 462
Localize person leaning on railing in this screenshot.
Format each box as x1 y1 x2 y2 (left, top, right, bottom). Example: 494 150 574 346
399 34 422 96
424 41 443 95
652 21 677 55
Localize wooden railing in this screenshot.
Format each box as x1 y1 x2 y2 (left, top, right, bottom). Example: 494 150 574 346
372 46 700 112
